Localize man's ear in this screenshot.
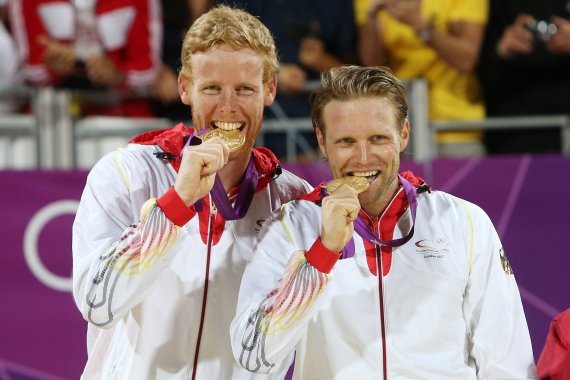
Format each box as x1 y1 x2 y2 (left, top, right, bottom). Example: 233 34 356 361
264 74 277 106
178 73 192 105
315 126 327 158
400 119 411 152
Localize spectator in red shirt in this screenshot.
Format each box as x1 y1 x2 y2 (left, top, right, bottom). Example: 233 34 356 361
8 0 162 117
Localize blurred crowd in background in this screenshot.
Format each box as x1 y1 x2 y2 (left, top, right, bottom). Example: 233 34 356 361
0 0 569 161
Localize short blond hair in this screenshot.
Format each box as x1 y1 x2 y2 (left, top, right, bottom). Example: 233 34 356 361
180 5 278 84
310 65 408 136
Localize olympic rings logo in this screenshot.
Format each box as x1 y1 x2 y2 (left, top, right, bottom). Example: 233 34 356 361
23 200 79 292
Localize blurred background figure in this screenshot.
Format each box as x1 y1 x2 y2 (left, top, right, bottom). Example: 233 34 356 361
355 0 488 157
479 0 570 154
7 0 162 117
150 0 214 122
0 0 21 114
218 0 358 160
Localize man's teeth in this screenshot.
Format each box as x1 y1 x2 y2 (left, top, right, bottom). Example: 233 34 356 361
352 171 378 178
214 122 241 131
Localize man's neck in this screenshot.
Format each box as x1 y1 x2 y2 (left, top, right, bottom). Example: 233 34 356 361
360 181 401 218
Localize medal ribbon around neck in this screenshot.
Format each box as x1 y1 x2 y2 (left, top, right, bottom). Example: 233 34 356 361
322 174 417 259
179 129 258 220
354 174 417 249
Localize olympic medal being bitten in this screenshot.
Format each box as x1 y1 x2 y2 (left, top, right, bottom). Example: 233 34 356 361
200 129 245 152
324 176 369 194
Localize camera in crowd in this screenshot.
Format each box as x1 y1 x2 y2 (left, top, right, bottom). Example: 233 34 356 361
524 19 558 42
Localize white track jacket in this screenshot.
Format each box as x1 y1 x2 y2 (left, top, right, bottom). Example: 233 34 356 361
231 173 537 379
72 125 310 379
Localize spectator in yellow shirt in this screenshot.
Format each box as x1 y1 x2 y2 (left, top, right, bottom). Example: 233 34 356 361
355 0 488 157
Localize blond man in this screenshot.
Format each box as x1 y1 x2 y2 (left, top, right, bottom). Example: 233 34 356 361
72 6 310 379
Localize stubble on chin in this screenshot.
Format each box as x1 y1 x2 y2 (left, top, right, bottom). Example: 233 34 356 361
358 174 399 215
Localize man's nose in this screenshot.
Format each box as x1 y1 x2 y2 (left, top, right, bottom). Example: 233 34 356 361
356 142 369 162
220 90 238 112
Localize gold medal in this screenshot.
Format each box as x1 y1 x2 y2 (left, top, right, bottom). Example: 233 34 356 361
200 129 245 153
324 176 369 194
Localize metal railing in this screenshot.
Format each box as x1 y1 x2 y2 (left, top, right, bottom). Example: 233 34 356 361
431 115 570 156
0 82 569 169
0 113 37 168
74 116 172 168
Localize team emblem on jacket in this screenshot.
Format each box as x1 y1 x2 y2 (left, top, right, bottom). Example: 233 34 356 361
254 219 265 232
499 247 514 275
415 237 449 258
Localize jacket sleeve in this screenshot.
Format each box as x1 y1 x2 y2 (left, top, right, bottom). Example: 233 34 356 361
230 201 340 374
460 201 537 379
72 148 193 329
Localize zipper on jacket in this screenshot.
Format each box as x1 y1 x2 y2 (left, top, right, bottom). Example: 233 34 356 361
191 200 216 380
376 225 388 380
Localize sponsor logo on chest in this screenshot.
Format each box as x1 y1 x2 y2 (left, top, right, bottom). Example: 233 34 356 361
415 237 449 258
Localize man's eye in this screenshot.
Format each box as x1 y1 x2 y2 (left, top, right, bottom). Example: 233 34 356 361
202 86 219 94
372 135 385 142
238 87 255 95
339 137 353 144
